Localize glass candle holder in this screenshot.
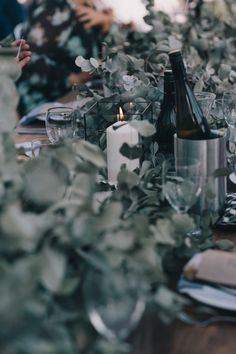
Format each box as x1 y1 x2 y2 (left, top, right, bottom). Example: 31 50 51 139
75 99 154 146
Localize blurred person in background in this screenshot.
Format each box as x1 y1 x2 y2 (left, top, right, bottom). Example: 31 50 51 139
76 0 151 32
0 0 26 40
16 0 114 117
154 0 186 21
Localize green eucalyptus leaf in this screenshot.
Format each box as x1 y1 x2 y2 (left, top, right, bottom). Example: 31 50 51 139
75 56 94 72
129 120 156 137
90 57 99 69
119 143 142 159
103 229 135 251
0 203 44 252
218 64 231 80
212 167 231 178
151 219 175 246
22 157 69 208
74 140 106 168
117 168 139 187
96 201 123 231
39 248 66 293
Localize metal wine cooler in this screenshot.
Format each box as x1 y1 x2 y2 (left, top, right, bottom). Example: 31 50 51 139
174 132 226 213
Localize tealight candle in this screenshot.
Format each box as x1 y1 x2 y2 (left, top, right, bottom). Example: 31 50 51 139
106 108 139 184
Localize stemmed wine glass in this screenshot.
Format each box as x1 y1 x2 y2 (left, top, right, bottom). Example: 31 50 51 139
45 106 75 144
195 92 216 123
83 270 146 341
222 92 236 173
162 157 202 214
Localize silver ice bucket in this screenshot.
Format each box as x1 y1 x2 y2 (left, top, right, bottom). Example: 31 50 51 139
174 132 226 213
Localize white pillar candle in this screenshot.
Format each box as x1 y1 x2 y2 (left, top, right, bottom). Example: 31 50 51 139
106 119 139 184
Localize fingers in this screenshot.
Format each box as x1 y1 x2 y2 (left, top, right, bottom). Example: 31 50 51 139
76 10 96 28
16 48 32 68
17 55 31 68
75 6 96 23
78 13 93 22
17 50 32 61
12 39 32 67
12 39 30 50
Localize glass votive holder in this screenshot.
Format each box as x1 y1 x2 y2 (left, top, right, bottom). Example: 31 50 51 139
77 99 154 145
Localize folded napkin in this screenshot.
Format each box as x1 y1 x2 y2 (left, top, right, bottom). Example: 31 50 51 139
15 141 33 158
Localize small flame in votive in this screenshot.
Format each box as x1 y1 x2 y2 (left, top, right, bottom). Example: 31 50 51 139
117 107 125 121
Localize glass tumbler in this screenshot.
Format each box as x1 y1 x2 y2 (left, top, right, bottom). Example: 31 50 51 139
46 106 75 144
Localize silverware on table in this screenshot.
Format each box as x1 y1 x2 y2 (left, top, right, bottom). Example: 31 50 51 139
178 312 236 327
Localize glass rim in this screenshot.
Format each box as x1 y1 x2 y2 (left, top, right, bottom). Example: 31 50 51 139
194 91 216 99
222 91 236 96
163 157 200 165
46 106 74 113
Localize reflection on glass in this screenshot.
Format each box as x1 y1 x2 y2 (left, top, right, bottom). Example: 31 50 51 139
162 157 202 214
46 106 75 144
195 92 216 121
222 92 236 168
84 271 145 341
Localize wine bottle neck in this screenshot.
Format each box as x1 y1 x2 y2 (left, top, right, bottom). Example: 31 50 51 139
162 90 175 107
163 72 176 106
169 51 187 80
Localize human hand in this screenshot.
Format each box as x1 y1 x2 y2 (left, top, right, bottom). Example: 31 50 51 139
75 5 113 32
12 39 32 68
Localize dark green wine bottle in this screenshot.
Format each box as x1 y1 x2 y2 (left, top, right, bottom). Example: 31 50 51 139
169 50 212 140
155 70 176 154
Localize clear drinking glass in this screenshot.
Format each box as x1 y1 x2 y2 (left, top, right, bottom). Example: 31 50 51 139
222 92 236 128
162 157 202 214
45 106 75 144
222 92 236 168
210 99 226 129
83 271 145 341
226 126 236 174
195 92 216 122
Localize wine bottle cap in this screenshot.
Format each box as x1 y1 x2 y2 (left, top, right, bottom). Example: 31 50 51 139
168 50 183 62
168 49 181 54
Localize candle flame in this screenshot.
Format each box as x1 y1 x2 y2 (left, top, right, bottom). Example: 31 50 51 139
117 107 125 122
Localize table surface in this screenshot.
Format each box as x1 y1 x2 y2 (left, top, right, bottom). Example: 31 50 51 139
129 225 236 354
14 125 236 354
